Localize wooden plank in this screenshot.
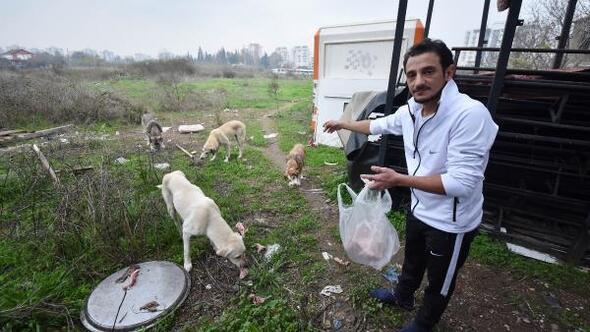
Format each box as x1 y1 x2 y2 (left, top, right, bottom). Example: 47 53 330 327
0 129 26 137
175 144 194 159
55 166 94 174
17 124 73 140
31 144 60 185
0 125 73 146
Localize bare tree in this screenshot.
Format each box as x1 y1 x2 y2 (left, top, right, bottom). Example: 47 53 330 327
511 0 590 68
268 74 280 111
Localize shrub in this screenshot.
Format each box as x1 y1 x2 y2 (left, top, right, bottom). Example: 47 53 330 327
0 71 144 128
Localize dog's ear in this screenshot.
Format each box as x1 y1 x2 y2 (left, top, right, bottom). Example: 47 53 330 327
156 185 163 189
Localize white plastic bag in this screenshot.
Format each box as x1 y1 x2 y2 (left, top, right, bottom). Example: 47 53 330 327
337 183 400 270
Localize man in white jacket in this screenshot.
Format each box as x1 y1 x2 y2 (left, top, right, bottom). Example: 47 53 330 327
324 39 498 332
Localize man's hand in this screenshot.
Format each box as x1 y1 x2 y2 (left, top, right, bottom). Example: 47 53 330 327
361 165 446 194
323 119 371 135
323 120 344 133
361 166 404 191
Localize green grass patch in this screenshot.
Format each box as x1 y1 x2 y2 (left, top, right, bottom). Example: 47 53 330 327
470 235 590 295
200 297 305 332
275 100 313 153
242 119 267 148
181 78 311 110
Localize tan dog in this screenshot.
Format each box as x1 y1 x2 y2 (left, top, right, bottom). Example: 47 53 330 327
159 170 248 278
199 120 246 162
285 144 305 186
142 113 164 151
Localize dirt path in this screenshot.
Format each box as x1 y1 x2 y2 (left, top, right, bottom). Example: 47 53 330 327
260 110 403 331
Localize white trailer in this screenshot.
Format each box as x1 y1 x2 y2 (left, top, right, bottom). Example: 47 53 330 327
311 19 424 147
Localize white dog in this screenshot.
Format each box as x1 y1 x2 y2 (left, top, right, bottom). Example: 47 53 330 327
159 170 248 278
199 120 246 162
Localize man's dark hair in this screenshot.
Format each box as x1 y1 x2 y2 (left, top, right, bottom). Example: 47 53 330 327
403 38 454 70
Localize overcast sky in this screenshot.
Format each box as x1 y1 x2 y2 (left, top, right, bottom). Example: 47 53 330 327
0 0 526 57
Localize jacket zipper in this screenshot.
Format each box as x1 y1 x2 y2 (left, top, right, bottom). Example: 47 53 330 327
412 110 437 159
453 197 459 222
409 107 437 214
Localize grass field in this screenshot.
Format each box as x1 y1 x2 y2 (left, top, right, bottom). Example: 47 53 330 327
1 75 589 331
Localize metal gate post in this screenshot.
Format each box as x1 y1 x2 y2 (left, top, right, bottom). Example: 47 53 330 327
552 0 578 69
486 0 523 116
474 0 491 72
378 0 408 166
424 0 435 38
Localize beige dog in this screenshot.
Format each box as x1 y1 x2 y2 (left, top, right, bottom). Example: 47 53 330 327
285 144 305 186
199 120 246 162
142 113 164 151
160 170 248 278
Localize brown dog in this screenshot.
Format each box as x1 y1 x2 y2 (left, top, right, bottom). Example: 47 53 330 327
285 144 305 186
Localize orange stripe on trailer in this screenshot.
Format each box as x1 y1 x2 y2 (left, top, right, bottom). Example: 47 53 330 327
414 20 425 45
313 30 319 80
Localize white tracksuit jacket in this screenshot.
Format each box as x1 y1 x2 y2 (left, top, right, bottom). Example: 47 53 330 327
370 79 498 233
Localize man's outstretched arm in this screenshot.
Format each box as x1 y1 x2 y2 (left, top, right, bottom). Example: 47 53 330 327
323 120 371 135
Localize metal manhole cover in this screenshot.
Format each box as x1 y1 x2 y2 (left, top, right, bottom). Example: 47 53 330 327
81 261 190 331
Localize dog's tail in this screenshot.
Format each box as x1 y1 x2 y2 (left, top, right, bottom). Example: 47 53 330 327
235 125 246 144
160 178 176 220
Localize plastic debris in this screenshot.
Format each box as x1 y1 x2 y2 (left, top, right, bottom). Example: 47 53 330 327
320 285 343 297
382 266 399 283
139 301 160 312
115 157 129 164
162 126 171 133
248 293 267 305
506 243 558 264
255 243 266 253
333 319 343 330
59 138 69 144
544 293 561 309
264 244 281 261
297 131 307 135
333 257 350 266
178 124 205 133
322 252 333 261
115 131 120 136
324 161 338 166
263 133 278 139
205 284 212 290
154 163 170 170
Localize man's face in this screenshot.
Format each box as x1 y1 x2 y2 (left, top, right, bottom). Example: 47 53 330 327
405 52 454 104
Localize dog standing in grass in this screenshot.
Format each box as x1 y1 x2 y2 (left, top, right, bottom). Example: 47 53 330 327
142 113 164 152
285 143 305 186
199 120 246 162
159 170 248 278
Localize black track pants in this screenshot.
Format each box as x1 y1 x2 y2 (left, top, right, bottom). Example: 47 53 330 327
395 212 477 328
